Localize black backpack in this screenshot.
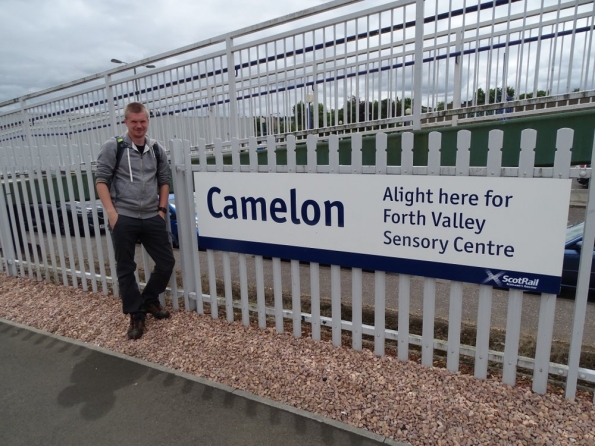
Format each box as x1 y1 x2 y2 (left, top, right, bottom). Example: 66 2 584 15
111 137 163 201
113 136 161 173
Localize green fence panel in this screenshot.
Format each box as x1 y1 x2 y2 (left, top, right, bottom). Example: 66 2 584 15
207 109 595 170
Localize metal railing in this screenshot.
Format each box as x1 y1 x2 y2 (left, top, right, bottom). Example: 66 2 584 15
1 126 594 402
1 0 595 154
1 0 595 402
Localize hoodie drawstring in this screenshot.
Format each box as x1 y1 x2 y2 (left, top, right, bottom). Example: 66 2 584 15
127 147 133 182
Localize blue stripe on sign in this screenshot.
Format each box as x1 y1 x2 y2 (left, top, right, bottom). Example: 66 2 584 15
198 237 561 294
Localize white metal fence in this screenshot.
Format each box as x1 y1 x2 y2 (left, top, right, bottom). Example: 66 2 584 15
1 0 595 402
1 0 595 152
176 128 595 401
1 127 594 402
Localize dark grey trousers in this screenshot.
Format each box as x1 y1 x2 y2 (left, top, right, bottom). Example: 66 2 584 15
110 214 175 315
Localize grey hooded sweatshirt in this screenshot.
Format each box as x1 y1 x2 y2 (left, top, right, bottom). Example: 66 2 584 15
95 132 170 219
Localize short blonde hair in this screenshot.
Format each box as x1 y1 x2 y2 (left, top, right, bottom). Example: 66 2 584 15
124 102 149 120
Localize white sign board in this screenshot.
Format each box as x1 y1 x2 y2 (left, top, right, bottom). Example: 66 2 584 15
194 172 571 293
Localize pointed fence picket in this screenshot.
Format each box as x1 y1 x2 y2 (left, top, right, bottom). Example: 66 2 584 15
566 133 595 404
1 126 594 402
171 127 594 399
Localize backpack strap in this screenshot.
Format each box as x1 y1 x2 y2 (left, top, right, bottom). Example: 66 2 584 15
152 142 161 166
113 136 161 173
111 137 162 201
113 137 128 174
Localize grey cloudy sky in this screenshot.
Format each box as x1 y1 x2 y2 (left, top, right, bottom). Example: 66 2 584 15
0 0 391 104
1 0 586 110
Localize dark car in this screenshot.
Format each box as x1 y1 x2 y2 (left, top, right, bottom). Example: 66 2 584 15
167 193 200 249
8 203 46 234
63 201 106 236
11 200 105 237
562 222 595 294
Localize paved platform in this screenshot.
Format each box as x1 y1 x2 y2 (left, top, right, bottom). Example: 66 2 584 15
0 319 406 446
570 187 588 207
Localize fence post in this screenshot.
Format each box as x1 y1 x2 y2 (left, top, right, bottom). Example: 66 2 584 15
412 0 425 130
205 87 215 144
437 129 462 373
18 143 42 279
32 145 57 284
23 145 42 281
274 256 286 333
566 131 595 401
171 139 198 313
20 99 33 148
398 132 415 362
44 147 69 287
10 147 32 278
474 130 498 380
83 146 108 294
451 30 463 127
106 74 118 135
502 129 531 387
373 132 387 356
533 129 572 394
0 151 17 276
226 37 239 140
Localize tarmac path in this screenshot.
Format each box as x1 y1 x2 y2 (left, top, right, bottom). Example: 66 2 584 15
0 319 401 446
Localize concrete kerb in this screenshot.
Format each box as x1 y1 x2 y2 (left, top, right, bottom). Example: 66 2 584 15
0 317 409 446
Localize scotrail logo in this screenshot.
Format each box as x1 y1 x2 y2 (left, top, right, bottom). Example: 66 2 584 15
483 270 539 289
483 269 505 287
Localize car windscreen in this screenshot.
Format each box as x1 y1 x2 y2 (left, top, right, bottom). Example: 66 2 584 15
566 223 585 243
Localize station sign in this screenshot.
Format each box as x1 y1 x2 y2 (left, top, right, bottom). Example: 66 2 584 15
195 172 571 294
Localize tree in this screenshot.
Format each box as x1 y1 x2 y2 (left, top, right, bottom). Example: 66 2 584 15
476 88 486 105
372 98 399 119
489 86 515 103
292 101 325 130
293 101 307 130
518 90 548 99
342 96 378 124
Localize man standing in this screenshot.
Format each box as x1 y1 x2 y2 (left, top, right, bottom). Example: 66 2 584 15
96 102 175 340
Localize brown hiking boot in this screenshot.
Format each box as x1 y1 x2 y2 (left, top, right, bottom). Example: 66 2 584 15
145 302 170 320
127 314 145 340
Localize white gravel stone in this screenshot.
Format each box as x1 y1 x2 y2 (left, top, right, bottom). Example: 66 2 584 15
1 273 594 446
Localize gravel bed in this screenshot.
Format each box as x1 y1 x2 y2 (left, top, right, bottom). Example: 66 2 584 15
1 273 594 445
